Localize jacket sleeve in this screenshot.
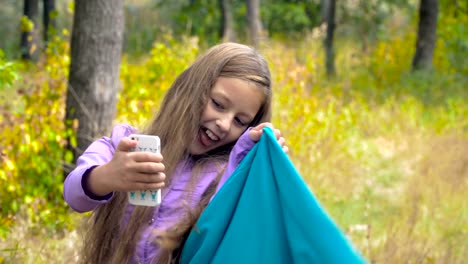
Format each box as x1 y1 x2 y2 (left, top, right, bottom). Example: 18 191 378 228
214 128 256 195
63 124 135 212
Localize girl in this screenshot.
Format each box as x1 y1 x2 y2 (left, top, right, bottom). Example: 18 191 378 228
64 42 288 263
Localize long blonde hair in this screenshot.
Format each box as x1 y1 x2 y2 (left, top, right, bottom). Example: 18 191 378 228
81 42 272 263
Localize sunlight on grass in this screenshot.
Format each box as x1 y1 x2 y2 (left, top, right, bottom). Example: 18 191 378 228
0 213 82 263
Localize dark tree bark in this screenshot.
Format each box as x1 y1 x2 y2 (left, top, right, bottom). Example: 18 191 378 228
65 0 125 172
219 0 236 42
324 0 336 77
43 0 56 46
246 0 263 47
412 0 439 71
21 0 40 60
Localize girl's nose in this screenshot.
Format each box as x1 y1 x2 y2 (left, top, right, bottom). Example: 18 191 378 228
215 116 231 132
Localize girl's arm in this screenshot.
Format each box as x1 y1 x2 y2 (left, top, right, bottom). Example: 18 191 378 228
63 124 135 212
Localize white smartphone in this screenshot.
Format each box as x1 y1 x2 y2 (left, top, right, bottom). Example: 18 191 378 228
128 134 162 206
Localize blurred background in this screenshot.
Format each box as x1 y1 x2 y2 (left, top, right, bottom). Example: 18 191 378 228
0 0 467 263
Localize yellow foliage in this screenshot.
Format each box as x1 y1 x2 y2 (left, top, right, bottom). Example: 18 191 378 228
20 16 34 32
0 32 72 238
5 160 14 171
117 35 199 126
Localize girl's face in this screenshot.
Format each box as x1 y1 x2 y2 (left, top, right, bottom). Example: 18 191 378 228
188 77 264 155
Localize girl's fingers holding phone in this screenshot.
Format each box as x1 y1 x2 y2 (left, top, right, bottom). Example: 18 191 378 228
133 161 165 174
134 172 166 184
131 152 163 163
131 181 165 191
118 172 165 191
116 137 138 152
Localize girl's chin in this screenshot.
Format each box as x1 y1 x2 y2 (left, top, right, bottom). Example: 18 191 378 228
188 135 215 155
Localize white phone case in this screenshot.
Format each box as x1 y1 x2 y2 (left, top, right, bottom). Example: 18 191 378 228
128 134 162 206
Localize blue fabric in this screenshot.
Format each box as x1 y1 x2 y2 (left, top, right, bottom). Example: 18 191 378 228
181 128 367 264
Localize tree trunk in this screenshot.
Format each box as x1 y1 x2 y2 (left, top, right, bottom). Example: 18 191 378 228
320 0 328 22
65 0 125 171
246 0 263 47
324 0 336 77
21 0 40 61
412 0 438 71
43 0 56 46
219 0 236 42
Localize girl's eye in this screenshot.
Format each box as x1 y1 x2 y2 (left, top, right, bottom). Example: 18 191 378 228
212 99 224 109
235 117 247 127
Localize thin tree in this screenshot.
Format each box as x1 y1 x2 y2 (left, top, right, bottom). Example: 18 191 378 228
64 0 125 171
43 0 56 47
323 0 336 77
246 0 263 47
219 0 236 42
20 0 40 60
412 0 439 71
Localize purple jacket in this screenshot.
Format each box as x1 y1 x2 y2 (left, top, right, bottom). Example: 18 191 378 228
63 124 255 263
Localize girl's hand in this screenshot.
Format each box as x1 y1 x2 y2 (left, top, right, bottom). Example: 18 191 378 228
87 137 166 196
249 122 289 153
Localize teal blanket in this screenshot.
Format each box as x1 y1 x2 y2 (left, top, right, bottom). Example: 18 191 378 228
181 128 366 263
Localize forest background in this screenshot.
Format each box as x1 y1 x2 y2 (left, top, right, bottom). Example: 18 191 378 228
0 0 466 263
